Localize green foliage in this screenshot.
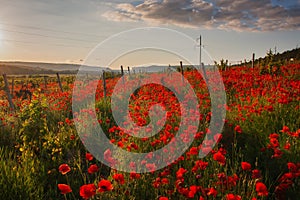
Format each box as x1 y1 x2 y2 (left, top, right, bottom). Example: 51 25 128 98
215 59 228 71
0 147 44 200
0 65 299 199
259 49 282 75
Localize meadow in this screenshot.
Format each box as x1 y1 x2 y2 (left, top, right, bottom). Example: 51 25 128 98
0 64 299 200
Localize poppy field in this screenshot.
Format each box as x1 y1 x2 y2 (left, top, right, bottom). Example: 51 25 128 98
0 64 299 200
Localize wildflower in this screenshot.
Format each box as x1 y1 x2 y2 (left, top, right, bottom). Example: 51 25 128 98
176 167 187 179
130 172 141 179
153 177 161 188
252 169 261 179
234 125 242 133
192 160 208 172
161 178 169 185
188 185 199 198
87 164 99 174
226 193 242 200
272 148 283 158
241 162 251 171
58 164 71 175
85 152 94 161
58 184 72 194
113 173 125 185
213 151 226 165
189 147 198 155
284 141 291 150
256 182 268 196
206 187 217 197
80 184 96 199
228 174 239 187
287 162 297 173
104 149 117 166
98 179 113 192
159 197 169 200
146 163 156 172
281 126 290 133
129 162 136 169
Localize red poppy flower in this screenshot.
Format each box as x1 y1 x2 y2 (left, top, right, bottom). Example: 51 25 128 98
189 147 198 155
206 187 217 197
85 153 94 161
284 141 291 150
129 162 136 169
192 160 208 172
188 185 199 198
104 149 117 166
252 169 261 179
130 172 141 179
159 197 169 200
281 126 290 133
241 162 251 171
80 184 96 199
113 173 125 185
176 167 187 179
87 164 99 174
213 151 226 165
234 125 242 133
58 184 72 194
98 179 113 192
226 193 242 200
256 182 268 196
287 162 297 173
161 178 169 185
58 164 71 175
146 163 156 172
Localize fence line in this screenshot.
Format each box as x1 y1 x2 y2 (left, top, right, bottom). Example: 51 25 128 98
2 74 15 111
56 73 64 92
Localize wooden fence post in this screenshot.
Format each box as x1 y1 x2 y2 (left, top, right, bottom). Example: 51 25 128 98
56 73 63 92
2 74 15 111
120 65 124 76
102 71 107 98
127 66 130 75
11 78 14 98
252 53 255 69
180 61 184 82
120 65 124 84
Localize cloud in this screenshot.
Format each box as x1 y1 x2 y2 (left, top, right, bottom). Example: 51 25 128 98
102 0 300 31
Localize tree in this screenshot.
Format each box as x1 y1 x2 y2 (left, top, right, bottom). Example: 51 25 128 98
215 59 228 71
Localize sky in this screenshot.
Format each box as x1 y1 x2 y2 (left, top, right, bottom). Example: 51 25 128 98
0 0 299 68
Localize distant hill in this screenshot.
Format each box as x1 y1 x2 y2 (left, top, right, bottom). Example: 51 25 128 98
133 65 171 73
271 48 300 63
233 47 300 67
0 61 112 75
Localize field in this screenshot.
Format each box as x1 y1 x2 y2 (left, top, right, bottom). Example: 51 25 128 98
0 64 299 200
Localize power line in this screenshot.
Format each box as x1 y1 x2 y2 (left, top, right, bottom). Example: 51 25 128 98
0 28 99 43
1 38 93 49
0 22 103 38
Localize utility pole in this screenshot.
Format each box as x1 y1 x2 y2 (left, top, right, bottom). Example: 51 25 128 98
252 53 255 69
197 35 207 81
200 35 202 66
196 35 202 67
